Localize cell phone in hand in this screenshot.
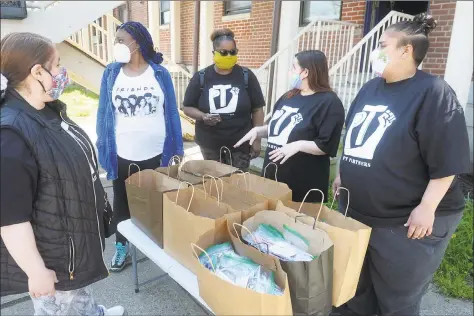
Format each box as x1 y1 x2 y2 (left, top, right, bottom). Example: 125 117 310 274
209 113 222 121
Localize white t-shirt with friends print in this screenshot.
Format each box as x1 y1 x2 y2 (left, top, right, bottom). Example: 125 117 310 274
112 65 166 161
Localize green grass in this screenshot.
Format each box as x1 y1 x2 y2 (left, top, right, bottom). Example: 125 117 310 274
59 85 99 118
433 197 473 300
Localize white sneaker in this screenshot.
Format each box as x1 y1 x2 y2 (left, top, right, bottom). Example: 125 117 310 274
99 305 127 316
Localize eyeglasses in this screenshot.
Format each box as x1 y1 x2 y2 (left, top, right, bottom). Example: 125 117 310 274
214 49 239 56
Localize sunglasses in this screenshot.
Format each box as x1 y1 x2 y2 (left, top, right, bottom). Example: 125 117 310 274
214 49 239 56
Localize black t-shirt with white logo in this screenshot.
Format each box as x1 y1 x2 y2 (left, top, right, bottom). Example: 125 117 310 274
183 65 265 150
340 70 471 227
263 92 345 203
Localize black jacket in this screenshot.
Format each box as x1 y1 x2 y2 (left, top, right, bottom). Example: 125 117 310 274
0 92 110 296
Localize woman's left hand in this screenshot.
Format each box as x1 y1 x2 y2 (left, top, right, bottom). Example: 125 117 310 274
250 140 261 159
405 202 436 239
269 142 301 164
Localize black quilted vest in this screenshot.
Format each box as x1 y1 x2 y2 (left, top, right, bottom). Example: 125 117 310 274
0 93 108 296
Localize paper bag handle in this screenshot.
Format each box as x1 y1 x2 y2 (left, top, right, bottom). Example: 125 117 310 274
167 155 182 177
202 175 224 203
127 163 141 185
175 182 194 212
330 187 350 217
294 214 326 244
232 223 269 254
263 162 278 182
191 243 216 273
230 170 250 191
220 146 233 167
297 189 325 221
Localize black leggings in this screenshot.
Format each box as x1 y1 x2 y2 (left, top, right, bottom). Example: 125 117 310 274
112 154 162 244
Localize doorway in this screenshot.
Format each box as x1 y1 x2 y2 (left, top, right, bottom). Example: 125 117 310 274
363 1 430 35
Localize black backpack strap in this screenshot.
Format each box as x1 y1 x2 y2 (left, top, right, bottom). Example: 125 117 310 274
242 67 249 89
199 70 206 90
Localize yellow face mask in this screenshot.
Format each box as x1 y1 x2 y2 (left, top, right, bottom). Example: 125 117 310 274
213 52 238 70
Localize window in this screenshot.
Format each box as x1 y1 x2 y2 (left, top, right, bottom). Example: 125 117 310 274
224 1 251 16
300 0 342 26
160 0 170 25
116 4 128 23
0 1 27 19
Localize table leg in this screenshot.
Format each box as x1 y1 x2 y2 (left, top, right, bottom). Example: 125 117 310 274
131 243 139 293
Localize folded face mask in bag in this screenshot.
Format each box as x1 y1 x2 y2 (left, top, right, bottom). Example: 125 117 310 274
244 224 314 262
283 224 310 252
199 241 235 270
200 243 284 296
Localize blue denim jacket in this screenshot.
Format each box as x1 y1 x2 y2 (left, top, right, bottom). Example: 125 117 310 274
96 62 184 180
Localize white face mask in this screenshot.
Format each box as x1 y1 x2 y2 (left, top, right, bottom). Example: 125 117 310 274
370 48 390 77
113 41 136 63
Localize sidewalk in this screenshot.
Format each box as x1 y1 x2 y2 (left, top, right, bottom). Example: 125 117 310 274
1 117 472 316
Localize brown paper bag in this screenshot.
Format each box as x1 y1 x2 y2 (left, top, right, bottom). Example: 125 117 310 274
192 219 293 315
196 176 268 211
126 168 183 248
228 201 333 316
224 163 292 209
155 164 203 184
279 188 372 307
162 184 240 272
180 159 239 178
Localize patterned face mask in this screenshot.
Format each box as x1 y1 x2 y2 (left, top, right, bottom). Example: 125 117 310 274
40 67 70 100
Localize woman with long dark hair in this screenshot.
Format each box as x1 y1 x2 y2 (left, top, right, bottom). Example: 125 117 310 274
332 13 470 315
96 21 183 272
235 50 345 202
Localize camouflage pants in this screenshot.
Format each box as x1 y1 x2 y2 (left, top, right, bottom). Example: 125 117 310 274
31 286 104 316
200 145 251 171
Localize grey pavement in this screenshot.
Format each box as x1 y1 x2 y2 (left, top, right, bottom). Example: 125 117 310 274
1 118 472 316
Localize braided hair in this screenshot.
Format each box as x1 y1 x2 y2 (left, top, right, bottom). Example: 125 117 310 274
118 21 163 65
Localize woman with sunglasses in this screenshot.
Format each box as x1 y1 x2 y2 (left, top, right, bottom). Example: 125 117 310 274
96 21 184 273
183 28 265 170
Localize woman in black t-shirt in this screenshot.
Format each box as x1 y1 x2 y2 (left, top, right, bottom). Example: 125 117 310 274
183 28 265 171
332 14 471 316
235 50 345 202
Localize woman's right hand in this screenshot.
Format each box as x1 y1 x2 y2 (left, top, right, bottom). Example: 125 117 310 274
202 114 221 126
332 174 341 197
29 267 58 298
234 127 259 148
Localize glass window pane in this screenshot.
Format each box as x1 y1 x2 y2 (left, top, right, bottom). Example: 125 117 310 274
226 1 251 14
160 0 170 12
161 11 170 25
303 0 341 23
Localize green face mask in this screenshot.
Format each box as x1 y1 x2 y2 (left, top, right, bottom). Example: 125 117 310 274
213 52 237 70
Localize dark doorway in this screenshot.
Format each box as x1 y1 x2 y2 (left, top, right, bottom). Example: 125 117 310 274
364 1 429 35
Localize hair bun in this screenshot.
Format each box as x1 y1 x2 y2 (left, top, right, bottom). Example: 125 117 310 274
414 13 437 35
210 28 235 42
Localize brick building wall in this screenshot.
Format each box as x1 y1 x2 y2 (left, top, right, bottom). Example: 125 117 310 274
180 1 195 65
213 1 274 68
128 1 148 27
423 0 456 77
159 27 171 57
341 0 366 25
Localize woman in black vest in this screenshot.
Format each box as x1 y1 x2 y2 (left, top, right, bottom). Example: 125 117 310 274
183 28 266 171
0 33 125 315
